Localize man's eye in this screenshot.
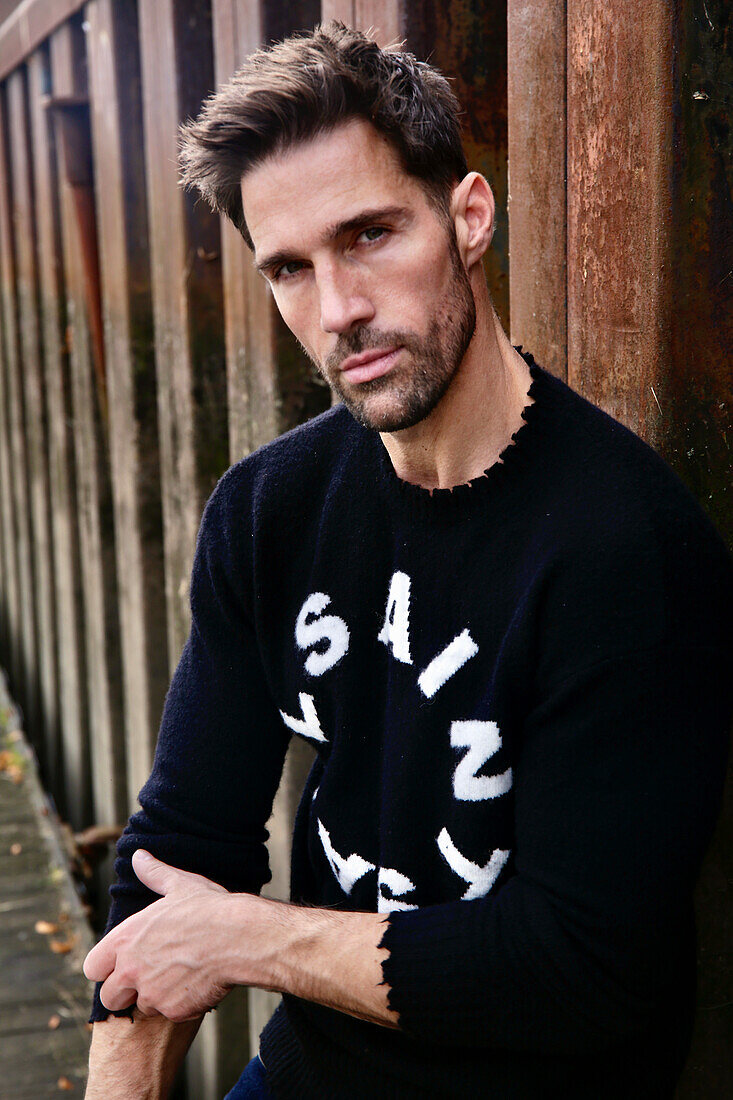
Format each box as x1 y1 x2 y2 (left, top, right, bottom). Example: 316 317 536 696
359 226 387 243
274 261 304 280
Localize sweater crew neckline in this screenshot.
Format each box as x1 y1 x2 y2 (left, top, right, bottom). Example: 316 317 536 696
370 348 559 518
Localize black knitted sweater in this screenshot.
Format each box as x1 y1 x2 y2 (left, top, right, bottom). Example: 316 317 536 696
92 353 733 1098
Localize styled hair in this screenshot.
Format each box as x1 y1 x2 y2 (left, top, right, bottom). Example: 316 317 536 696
178 20 468 248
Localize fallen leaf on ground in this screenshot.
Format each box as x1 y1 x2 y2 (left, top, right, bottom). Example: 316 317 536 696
35 920 59 935
10 843 22 856
48 1014 61 1029
57 1076 74 1091
50 939 74 955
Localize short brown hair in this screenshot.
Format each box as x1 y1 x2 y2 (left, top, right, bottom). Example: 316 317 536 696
178 20 468 248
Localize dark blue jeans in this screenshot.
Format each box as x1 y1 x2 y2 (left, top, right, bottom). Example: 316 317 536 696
223 1054 273 1099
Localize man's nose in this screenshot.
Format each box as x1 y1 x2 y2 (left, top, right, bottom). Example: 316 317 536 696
318 266 374 334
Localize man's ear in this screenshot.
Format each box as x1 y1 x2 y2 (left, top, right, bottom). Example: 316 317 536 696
451 173 495 268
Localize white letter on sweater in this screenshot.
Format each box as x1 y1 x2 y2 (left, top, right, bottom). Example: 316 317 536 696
317 819 375 895
295 592 349 676
377 571 413 664
450 720 512 801
279 693 328 743
377 866 418 913
417 629 479 698
437 828 510 900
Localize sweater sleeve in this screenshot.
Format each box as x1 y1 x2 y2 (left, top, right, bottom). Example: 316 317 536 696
379 642 732 1054
91 473 291 1022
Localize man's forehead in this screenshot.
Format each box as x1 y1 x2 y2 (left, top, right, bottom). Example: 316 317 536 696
240 119 423 254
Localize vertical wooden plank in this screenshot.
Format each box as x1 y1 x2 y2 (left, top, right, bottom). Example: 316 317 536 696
320 2 399 47
203 2 266 1088
27 46 89 822
507 0 567 378
354 0 400 41
138 0 228 671
6 66 59 779
0 161 20 688
0 83 40 738
50 17 125 828
321 0 356 24
212 0 277 461
0 308 9 661
137 5 228 1095
85 0 169 809
567 0 673 436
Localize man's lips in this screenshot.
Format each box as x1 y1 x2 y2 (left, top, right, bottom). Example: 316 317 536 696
338 346 402 384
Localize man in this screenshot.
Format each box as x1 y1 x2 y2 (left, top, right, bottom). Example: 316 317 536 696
84 22 732 1099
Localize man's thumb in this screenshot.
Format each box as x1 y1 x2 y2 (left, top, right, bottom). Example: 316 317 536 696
131 849 174 895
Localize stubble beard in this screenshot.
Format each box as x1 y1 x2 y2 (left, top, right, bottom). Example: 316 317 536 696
312 238 477 433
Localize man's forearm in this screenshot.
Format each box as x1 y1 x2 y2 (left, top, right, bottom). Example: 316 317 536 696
84 853 399 1037
85 1012 202 1100
224 895 399 1029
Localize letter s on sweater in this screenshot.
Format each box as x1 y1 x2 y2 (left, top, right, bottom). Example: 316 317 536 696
295 592 350 676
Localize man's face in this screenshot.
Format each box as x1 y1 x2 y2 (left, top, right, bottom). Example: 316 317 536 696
241 119 476 432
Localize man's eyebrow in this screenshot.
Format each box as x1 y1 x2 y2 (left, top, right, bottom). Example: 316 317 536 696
255 205 412 276
323 205 413 241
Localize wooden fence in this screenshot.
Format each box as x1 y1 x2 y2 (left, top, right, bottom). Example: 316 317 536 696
0 0 729 1096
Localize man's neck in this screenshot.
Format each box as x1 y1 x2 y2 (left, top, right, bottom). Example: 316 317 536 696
379 277 534 492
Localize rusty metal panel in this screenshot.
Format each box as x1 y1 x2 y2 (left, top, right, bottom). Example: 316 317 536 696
567 1 674 438
27 45 89 825
50 17 125 827
6 66 60 783
663 0 733 552
404 0 510 329
0 83 40 737
85 0 169 812
507 0 566 378
138 0 228 670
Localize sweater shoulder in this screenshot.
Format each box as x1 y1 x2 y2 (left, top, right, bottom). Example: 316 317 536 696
530 369 733 667
540 368 725 552
206 403 360 522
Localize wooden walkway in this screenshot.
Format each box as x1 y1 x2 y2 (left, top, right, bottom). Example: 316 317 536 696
0 673 93 1098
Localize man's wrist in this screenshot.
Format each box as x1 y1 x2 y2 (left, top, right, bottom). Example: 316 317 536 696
219 893 304 992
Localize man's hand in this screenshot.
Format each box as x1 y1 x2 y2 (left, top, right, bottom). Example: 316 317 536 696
84 849 398 1030
84 850 234 1021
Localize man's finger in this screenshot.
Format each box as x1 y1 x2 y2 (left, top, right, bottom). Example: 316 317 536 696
99 977 137 1013
83 938 117 982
